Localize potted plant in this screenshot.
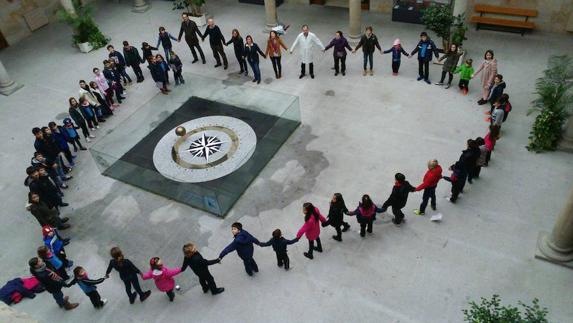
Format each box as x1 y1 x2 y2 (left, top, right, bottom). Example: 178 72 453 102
462 295 549 322
421 3 454 52
173 0 207 26
58 0 108 53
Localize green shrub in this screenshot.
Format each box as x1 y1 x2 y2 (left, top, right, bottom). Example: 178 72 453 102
58 0 109 50
463 295 549 322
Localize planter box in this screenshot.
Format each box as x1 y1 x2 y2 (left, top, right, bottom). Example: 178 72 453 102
190 14 206 27
78 42 93 53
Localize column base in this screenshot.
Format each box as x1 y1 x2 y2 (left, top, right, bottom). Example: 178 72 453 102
348 34 361 45
0 81 23 96
557 138 573 153
535 231 573 269
132 2 150 13
264 23 278 33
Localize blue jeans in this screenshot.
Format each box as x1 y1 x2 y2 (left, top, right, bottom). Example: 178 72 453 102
248 60 261 81
363 52 374 70
52 289 65 307
163 47 171 62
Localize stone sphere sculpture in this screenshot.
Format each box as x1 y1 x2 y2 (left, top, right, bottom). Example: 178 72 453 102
175 126 186 136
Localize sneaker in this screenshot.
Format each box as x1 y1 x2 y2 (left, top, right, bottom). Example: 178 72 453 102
413 209 425 216
86 138 91 143
303 252 313 260
140 291 151 302
90 128 96 131
212 288 224 295
332 235 342 242
299 74 304 79
175 285 181 291
417 76 423 81
445 84 451 89
95 125 100 129
89 134 96 138
435 82 444 85
363 70 367 76
424 79 431 84
101 298 107 307
369 70 373 76
310 74 314 79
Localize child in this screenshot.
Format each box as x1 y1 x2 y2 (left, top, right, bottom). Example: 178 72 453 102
413 159 443 215
219 222 261 276
487 74 506 114
296 202 327 260
484 125 500 166
347 194 380 237
181 243 224 295
472 137 487 179
37 245 69 280
491 100 505 128
156 54 171 84
442 162 464 203
169 51 184 85
141 42 158 63
42 225 73 269
436 43 462 89
379 173 416 225
322 193 351 242
156 27 178 61
68 266 107 308
142 257 181 302
501 94 512 122
410 32 439 84
62 118 86 151
105 247 151 304
259 229 299 270
383 38 409 75
454 58 474 95
147 56 169 95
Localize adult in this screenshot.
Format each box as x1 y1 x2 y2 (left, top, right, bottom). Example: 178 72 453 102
472 49 498 105
324 31 352 76
290 25 325 79
225 29 247 75
296 202 327 260
28 257 78 310
93 67 115 107
68 97 93 142
264 30 288 79
181 243 224 295
122 41 145 82
107 45 132 85
243 35 266 84
177 13 206 64
201 18 228 69
27 192 70 230
353 26 382 76
410 31 439 84
413 159 442 215
156 26 178 61
27 166 67 209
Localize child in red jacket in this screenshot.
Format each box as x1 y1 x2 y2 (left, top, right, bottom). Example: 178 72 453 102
296 203 327 260
414 159 442 215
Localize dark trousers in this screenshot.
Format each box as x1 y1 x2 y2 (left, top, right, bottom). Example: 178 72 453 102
392 206 406 224
186 41 206 62
359 219 374 237
117 66 132 83
166 289 175 301
363 52 374 70
276 252 290 269
440 71 453 84
103 88 115 105
459 79 469 90
301 63 314 76
334 55 346 73
307 237 322 256
68 137 85 150
235 51 248 72
123 275 145 299
418 59 430 80
199 274 219 293
211 44 228 66
392 61 401 73
248 60 261 81
485 151 492 165
241 257 259 275
87 290 104 308
112 85 124 104
51 289 65 307
270 56 282 77
77 122 90 139
468 166 480 183
131 64 144 81
419 186 437 213
174 70 184 84
62 148 74 165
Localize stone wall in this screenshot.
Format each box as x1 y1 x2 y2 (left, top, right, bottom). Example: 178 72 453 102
0 0 61 46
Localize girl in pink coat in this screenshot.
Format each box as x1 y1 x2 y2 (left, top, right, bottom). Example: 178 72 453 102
296 202 327 260
472 49 498 105
142 257 181 302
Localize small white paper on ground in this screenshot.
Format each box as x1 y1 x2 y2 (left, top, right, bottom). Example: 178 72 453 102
431 213 443 222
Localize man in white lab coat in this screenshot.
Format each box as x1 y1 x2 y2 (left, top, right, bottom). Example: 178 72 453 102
290 25 325 79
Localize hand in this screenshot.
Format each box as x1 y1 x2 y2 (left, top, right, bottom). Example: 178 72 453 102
470 74 474 79
217 258 222 263
105 274 109 279
352 50 356 54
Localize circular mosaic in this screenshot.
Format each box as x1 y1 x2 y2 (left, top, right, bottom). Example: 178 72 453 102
153 116 257 183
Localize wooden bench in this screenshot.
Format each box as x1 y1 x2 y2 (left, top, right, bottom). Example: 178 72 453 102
470 4 538 36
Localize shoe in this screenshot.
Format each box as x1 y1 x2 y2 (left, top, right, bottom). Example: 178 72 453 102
168 294 174 302
80 147 87 151
342 71 345 76
332 235 342 242
417 76 423 81
431 206 436 211
485 117 492 122
463 88 468 95
392 72 398 76
90 128 96 131
63 300 79 310
363 70 367 76
239 70 244 74
310 74 314 79
369 70 373 76
413 209 425 216
334 72 338 76
192 59 199 64
58 223 71 231
202 286 209 293
214 63 221 68
244 71 248 76
60 184 68 189
202 60 207 64
95 125 100 129
360 232 366 237
303 252 313 260
485 111 492 115
89 134 96 138
253 267 259 273
86 138 91 143
445 84 451 89
425 79 431 84
246 271 253 276
129 293 137 304
314 246 323 253
342 223 350 232
392 219 402 226
478 100 488 106
299 74 304 79
140 291 151 302
64 176 73 181
212 288 224 295
224 65 228 70
252 79 257 83
101 298 107 307
435 82 444 85
60 202 69 207
257 80 261 84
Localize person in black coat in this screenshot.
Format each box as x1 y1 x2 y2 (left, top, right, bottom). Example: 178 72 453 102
178 13 206 64
379 173 416 225
487 74 506 114
105 247 151 304
459 139 481 185
107 45 132 84
27 192 69 230
181 243 224 295
225 29 247 75
410 32 439 84
147 56 169 95
122 41 144 82
322 193 351 241
68 97 92 142
141 42 158 63
28 257 78 310
202 18 228 69
259 229 299 270
27 167 67 209
243 35 266 84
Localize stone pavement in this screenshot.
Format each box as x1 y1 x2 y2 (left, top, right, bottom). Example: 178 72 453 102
0 1 572 322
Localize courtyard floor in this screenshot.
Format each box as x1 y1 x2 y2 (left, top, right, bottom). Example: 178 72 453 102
0 0 572 322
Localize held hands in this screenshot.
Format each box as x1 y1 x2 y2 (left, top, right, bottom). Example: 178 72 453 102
105 274 109 279
352 49 356 54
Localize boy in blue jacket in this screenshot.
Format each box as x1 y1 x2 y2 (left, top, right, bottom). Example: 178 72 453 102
410 32 439 84
259 229 299 270
68 266 107 308
219 222 261 276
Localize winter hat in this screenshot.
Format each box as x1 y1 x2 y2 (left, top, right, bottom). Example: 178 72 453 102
63 118 72 124
42 225 54 237
393 38 401 46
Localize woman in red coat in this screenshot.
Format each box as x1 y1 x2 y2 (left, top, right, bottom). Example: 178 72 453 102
413 159 442 215
296 202 327 260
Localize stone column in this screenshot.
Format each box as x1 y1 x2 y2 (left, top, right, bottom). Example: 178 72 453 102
132 0 150 13
452 0 468 17
59 0 76 16
536 187 573 269
349 0 361 41
558 114 573 153
0 59 23 96
264 0 278 31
